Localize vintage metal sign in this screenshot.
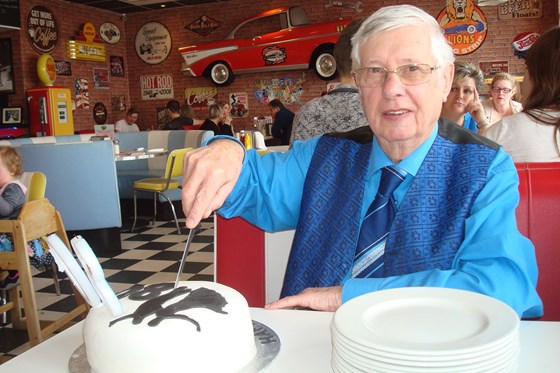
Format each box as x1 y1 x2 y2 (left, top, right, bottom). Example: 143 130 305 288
140 74 174 100
437 0 488 56
498 0 542 20
26 5 59 54
135 22 171 65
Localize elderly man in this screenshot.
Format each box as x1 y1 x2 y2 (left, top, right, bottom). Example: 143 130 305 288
181 5 542 318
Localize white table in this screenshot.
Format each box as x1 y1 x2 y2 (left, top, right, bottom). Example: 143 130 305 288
114 149 167 161
0 309 558 372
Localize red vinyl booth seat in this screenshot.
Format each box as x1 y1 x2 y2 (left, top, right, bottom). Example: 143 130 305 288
515 162 560 321
216 162 560 321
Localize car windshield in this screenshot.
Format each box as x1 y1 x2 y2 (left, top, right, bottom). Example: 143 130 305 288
233 13 287 39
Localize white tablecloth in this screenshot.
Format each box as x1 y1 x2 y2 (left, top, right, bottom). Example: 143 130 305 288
0 308 558 372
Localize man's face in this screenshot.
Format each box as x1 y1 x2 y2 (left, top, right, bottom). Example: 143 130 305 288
127 113 138 124
356 25 453 157
269 106 279 119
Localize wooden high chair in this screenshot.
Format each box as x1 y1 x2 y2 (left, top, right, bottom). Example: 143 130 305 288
0 198 89 347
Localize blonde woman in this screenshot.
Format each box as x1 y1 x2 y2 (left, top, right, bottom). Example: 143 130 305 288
479 73 522 133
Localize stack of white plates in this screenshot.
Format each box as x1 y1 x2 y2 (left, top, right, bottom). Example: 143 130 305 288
331 287 520 373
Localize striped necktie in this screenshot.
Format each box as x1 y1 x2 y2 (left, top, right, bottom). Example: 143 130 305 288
351 166 405 278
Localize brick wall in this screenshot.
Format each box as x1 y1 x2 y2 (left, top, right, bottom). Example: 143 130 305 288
0 0 558 133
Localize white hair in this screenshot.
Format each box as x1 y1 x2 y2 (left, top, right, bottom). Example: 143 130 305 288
351 5 455 69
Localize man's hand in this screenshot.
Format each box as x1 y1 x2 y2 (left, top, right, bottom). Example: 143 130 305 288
265 286 343 312
182 139 244 228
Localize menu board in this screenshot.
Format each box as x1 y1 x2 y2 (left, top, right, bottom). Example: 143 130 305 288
0 0 20 30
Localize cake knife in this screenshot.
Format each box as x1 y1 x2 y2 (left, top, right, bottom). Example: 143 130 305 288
174 227 196 289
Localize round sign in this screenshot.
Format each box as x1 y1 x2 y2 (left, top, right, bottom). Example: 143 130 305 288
26 5 59 54
37 54 57 85
93 102 108 125
135 22 172 65
437 4 488 56
100 22 121 44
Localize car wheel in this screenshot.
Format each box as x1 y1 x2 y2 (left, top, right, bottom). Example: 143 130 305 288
208 62 234 86
312 49 337 80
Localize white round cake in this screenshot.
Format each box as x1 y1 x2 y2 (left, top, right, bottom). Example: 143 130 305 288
83 281 257 373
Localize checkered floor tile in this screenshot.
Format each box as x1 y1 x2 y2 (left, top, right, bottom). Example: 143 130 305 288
0 216 214 363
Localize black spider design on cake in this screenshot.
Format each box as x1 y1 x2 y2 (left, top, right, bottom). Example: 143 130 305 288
110 284 229 332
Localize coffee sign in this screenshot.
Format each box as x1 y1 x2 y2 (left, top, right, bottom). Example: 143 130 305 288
26 5 58 54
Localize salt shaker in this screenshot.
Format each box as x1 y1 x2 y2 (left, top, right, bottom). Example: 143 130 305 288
113 140 120 155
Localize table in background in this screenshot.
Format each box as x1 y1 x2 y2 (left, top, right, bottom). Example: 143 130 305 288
114 149 167 161
0 308 558 372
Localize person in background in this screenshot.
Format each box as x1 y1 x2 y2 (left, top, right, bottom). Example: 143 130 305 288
114 108 140 132
0 147 27 290
290 19 368 144
164 100 203 130
483 26 560 162
219 101 234 134
478 73 523 133
268 99 294 145
180 5 542 318
200 104 233 136
440 61 487 133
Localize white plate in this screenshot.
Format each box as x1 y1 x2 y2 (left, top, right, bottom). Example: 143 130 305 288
45 234 101 308
333 337 519 372
332 330 518 366
333 287 519 356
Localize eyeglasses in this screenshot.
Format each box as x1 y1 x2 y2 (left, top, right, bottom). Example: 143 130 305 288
352 64 439 87
492 87 512 94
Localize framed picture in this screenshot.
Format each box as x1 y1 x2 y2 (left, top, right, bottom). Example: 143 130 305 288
55 60 72 76
110 56 125 77
93 68 109 89
2 107 22 125
0 38 16 94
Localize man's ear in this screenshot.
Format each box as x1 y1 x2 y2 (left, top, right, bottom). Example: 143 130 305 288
441 63 455 102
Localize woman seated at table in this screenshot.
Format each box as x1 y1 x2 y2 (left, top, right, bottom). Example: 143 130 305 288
440 61 487 133
200 104 233 136
478 72 522 134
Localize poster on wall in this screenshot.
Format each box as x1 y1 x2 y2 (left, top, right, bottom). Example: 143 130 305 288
110 56 125 77
186 15 222 37
252 75 305 105
100 22 121 44
135 22 171 65
184 86 218 114
478 61 509 79
26 5 59 54
75 78 90 109
55 60 72 76
228 92 248 118
111 95 126 112
437 0 487 56
0 38 15 94
140 74 173 100
156 107 168 129
93 68 109 89
498 0 542 20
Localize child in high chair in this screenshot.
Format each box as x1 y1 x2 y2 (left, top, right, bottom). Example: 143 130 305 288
0 146 27 289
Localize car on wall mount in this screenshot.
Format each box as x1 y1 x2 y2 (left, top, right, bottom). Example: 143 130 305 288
179 6 352 86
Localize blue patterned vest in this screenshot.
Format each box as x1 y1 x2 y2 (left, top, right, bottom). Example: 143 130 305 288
281 119 499 297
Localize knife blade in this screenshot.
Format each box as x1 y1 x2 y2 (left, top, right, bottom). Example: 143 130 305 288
174 227 196 289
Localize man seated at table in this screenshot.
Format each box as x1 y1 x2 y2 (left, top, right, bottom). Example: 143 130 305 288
180 5 543 319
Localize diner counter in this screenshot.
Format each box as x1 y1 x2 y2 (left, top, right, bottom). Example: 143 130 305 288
0 308 558 372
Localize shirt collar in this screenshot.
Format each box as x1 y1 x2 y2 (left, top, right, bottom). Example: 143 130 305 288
371 122 439 177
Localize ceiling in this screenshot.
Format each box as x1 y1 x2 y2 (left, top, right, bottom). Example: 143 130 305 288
63 0 226 14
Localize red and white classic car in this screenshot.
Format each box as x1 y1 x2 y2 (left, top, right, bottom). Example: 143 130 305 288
179 6 351 86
